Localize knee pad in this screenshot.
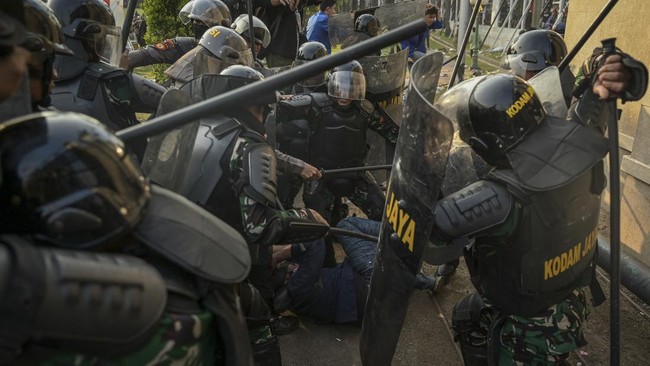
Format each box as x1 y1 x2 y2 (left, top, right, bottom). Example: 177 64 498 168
452 293 489 366
240 282 272 320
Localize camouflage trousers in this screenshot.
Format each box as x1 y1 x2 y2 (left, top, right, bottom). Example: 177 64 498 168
460 289 589 365
43 311 217 365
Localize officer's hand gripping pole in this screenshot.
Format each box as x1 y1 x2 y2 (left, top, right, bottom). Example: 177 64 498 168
116 20 428 144
557 0 620 74
600 38 621 366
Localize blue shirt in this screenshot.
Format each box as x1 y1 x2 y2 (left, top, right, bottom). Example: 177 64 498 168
401 29 430 58
306 11 331 54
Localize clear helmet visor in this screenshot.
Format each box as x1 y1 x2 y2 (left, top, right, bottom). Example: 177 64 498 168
232 14 271 48
327 71 366 100
500 51 548 80
95 24 122 66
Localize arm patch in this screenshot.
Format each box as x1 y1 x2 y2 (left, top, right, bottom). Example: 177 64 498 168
243 143 278 206
434 180 513 240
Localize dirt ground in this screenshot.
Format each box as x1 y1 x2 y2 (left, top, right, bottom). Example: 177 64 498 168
278 202 650 365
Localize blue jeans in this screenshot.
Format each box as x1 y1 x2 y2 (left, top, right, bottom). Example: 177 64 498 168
336 217 434 290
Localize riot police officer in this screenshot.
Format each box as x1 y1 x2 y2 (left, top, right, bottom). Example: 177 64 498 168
126 0 232 69
276 60 399 266
165 25 253 86
22 0 73 111
0 10 29 106
341 14 381 54
429 49 647 364
231 13 271 66
143 65 329 364
47 0 165 134
0 111 254 365
501 29 574 105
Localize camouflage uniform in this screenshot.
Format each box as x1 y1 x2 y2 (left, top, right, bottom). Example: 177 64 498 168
44 312 218 365
462 290 589 365
127 37 198 69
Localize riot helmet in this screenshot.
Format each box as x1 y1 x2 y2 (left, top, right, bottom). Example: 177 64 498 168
198 25 253 66
436 74 546 167
328 60 366 101
0 111 149 248
179 0 232 39
231 14 271 49
501 29 567 80
354 14 380 37
23 0 73 106
293 41 328 87
220 65 276 106
48 0 121 65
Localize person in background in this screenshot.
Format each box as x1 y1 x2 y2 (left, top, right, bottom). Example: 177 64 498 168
401 4 443 65
306 0 336 54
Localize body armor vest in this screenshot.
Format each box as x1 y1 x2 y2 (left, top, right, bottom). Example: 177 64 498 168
51 63 140 131
309 95 368 169
468 164 604 316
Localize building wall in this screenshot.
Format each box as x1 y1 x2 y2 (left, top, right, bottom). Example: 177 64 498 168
565 0 650 264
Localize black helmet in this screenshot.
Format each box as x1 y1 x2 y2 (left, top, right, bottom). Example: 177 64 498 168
231 14 271 48
294 42 328 87
354 14 380 37
0 111 149 248
198 25 253 66
48 0 121 65
296 41 327 62
179 0 232 39
23 0 73 105
327 60 366 100
437 74 546 166
219 65 276 105
0 11 27 49
501 29 567 79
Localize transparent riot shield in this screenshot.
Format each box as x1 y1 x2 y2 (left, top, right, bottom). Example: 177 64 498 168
142 74 234 202
359 49 409 181
527 65 569 118
374 0 430 32
141 89 198 192
328 12 355 46
359 52 453 365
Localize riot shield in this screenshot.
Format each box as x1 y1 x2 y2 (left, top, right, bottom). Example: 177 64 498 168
142 74 233 201
527 66 569 118
328 12 355 46
359 52 453 365
359 49 409 181
141 89 198 192
374 0 429 32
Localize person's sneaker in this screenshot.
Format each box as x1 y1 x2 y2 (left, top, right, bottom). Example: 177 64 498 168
270 315 299 336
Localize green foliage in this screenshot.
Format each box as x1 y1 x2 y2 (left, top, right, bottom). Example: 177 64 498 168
142 0 192 82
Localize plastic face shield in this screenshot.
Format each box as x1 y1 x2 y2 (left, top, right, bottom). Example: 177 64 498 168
327 71 366 100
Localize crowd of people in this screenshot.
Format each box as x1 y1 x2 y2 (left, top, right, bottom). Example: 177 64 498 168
0 0 647 365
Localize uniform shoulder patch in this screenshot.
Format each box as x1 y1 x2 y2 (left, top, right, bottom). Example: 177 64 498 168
154 39 176 51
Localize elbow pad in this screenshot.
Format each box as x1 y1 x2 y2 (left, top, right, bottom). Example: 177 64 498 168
0 236 166 360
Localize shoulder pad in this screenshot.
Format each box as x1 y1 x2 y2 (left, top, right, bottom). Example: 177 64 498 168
134 185 251 284
277 94 314 120
243 143 278 205
130 74 166 111
357 99 375 115
311 92 333 108
434 180 513 240
279 94 313 109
